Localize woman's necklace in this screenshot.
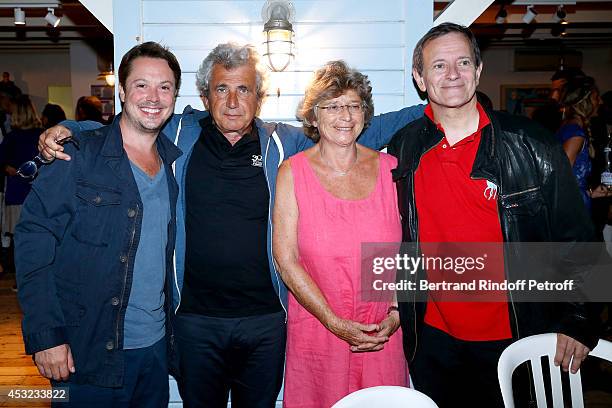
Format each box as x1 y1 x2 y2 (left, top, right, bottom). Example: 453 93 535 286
319 146 359 176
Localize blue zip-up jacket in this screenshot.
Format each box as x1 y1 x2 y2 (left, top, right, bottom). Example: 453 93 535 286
15 116 182 387
63 104 425 314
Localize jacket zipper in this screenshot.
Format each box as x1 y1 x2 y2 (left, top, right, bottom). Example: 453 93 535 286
173 142 196 315
264 135 288 321
410 176 419 362
470 120 523 346
470 173 522 342
116 203 139 348
470 121 523 344
500 186 540 200
408 140 437 362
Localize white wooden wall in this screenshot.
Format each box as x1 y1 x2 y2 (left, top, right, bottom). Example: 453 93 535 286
113 0 433 125
111 0 434 406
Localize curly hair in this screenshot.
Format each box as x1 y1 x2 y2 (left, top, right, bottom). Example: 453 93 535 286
195 43 268 102
296 60 373 142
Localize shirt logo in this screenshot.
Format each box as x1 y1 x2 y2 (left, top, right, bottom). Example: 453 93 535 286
484 180 498 201
251 154 263 167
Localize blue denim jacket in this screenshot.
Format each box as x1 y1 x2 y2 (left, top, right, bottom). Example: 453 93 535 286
15 116 182 387
63 104 425 316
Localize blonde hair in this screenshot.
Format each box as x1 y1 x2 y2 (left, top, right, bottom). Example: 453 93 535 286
562 76 599 127
10 95 41 130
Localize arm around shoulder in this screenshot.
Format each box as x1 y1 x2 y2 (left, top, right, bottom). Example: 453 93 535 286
274 122 315 157
359 104 425 150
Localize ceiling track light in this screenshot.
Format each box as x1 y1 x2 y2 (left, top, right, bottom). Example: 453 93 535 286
44 7 60 28
552 5 567 24
495 6 508 25
522 5 538 24
14 7 25 25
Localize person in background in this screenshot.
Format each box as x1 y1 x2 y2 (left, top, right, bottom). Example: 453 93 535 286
0 72 22 99
532 68 586 134
273 61 406 408
556 76 602 211
41 104 67 129
0 92 10 275
0 92 12 138
589 90 612 336
75 95 104 123
0 95 42 277
550 68 586 104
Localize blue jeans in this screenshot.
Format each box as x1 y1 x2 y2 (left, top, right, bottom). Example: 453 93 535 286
51 337 168 408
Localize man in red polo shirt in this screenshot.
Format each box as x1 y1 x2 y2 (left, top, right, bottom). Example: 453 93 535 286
388 23 599 408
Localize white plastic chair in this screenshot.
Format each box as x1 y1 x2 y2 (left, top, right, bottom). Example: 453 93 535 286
331 386 439 408
497 333 612 408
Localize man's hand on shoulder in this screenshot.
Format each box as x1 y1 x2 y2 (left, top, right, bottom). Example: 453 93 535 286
554 333 590 374
34 344 75 381
38 125 73 162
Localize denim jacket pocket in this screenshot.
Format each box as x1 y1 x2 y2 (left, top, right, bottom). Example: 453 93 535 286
75 181 122 206
73 182 122 247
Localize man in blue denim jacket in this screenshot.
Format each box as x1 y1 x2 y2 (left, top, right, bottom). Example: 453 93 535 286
16 42 183 407
40 43 424 407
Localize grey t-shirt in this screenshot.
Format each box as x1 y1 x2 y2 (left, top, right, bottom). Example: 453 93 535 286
123 162 170 349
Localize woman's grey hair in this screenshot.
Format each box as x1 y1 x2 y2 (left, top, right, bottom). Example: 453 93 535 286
296 60 374 142
195 43 269 101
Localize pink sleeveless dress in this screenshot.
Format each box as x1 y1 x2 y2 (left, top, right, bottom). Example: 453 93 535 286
283 151 407 408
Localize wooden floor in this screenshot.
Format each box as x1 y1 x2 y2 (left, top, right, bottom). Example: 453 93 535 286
0 272 49 408
0 270 609 408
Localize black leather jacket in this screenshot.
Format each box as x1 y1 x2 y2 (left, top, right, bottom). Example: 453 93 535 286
388 108 600 362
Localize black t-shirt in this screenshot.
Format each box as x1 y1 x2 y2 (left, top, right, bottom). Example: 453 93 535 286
178 116 282 317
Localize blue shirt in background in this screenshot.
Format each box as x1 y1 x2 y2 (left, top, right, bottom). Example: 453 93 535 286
555 123 592 211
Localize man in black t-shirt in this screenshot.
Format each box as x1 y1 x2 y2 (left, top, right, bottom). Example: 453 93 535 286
174 43 286 408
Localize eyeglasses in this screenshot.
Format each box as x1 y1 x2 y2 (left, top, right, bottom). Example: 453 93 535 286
315 103 365 115
16 136 79 179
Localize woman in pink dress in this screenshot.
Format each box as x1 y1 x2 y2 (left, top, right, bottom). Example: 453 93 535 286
273 61 407 408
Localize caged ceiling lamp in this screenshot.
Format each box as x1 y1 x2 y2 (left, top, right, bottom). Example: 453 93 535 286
261 0 295 72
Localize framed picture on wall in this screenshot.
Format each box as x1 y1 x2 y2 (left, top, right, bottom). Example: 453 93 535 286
91 84 114 99
90 85 115 122
500 84 551 118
